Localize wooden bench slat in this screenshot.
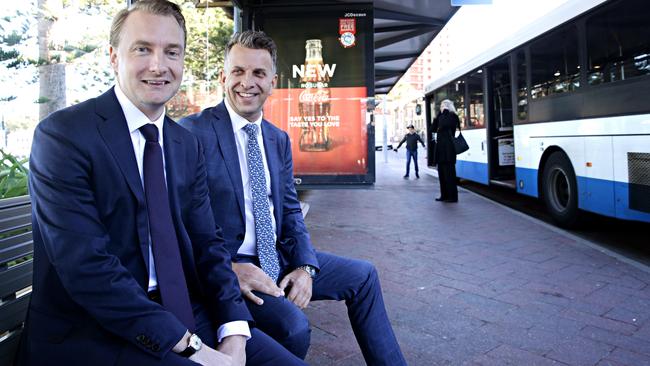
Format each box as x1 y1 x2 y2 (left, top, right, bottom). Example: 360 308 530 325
0 294 30 333
0 261 33 299
0 232 33 264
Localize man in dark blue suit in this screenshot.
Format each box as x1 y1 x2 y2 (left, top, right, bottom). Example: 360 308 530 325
179 31 407 366
19 2 305 365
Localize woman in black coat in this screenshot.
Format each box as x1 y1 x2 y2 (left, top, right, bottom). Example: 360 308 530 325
432 99 461 202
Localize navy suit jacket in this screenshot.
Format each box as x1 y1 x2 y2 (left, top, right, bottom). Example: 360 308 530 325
21 89 251 365
178 103 318 273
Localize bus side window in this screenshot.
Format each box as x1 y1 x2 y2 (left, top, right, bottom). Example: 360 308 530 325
530 25 580 99
586 0 650 85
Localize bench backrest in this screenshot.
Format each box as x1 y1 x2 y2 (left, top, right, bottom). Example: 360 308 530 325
0 195 33 366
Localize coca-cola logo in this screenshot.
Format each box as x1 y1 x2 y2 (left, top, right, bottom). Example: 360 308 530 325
299 89 330 104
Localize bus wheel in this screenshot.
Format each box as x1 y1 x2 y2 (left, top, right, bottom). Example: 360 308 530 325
541 152 581 228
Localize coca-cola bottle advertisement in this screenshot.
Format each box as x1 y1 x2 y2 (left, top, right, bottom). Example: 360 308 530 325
261 5 372 178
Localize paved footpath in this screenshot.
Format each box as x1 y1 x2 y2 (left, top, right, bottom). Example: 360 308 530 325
303 150 650 366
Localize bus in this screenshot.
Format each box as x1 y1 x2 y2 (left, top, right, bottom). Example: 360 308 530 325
424 0 650 227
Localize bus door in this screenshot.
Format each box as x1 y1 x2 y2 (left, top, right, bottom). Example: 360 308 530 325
485 56 516 188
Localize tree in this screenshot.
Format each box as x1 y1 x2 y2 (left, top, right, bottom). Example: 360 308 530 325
1 8 33 106
183 3 232 82
37 0 66 120
167 2 233 119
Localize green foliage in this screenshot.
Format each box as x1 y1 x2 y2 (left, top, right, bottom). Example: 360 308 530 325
183 4 233 81
0 149 29 199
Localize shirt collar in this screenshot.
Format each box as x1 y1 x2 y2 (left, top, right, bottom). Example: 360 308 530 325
224 97 263 135
114 84 166 135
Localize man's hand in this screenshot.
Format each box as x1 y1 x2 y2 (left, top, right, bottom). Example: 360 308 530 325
189 344 233 366
279 269 312 309
232 262 283 305
216 335 246 366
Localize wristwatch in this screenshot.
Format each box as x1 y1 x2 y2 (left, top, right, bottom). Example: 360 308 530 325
297 265 317 279
179 333 202 357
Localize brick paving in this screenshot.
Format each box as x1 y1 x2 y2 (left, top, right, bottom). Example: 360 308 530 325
302 151 650 366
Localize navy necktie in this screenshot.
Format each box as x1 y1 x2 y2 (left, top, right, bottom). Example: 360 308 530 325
243 123 280 282
140 123 195 331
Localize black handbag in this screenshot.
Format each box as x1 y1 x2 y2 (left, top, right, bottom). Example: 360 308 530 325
453 131 469 154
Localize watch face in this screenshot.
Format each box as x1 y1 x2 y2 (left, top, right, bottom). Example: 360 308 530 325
189 334 202 350
301 265 316 278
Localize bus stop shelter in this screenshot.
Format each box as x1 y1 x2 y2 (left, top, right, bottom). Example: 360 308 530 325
200 0 459 95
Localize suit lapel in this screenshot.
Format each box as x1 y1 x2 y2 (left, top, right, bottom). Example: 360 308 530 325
261 120 281 229
211 105 246 220
95 88 150 270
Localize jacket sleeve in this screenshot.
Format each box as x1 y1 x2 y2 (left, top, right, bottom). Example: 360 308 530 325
417 134 425 145
184 138 253 325
29 117 187 359
395 134 407 149
277 132 319 271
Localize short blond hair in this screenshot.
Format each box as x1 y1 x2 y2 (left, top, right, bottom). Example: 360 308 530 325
110 0 186 48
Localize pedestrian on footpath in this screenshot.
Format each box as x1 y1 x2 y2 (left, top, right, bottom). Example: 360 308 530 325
394 124 425 178
432 99 460 202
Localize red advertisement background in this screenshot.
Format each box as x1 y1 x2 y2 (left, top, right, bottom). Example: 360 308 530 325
264 87 367 174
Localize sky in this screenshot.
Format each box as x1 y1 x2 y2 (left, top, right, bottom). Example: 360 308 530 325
385 0 571 104
446 0 570 69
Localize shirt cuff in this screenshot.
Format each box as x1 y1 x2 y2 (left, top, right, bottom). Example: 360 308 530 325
217 321 251 343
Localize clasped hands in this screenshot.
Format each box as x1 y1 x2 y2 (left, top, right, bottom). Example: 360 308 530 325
232 262 312 309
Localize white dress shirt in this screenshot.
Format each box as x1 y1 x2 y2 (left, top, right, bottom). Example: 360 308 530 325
224 98 277 256
114 85 250 342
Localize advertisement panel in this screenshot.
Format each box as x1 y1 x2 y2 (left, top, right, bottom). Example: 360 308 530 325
257 4 374 185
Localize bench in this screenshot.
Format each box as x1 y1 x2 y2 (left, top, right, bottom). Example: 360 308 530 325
0 195 33 366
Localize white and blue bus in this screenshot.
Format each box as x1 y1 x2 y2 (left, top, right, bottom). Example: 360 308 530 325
424 0 650 227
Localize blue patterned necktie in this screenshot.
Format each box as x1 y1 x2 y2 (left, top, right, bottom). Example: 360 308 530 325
243 123 281 282
140 123 195 331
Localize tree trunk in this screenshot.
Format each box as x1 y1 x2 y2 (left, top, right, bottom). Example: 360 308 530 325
37 0 65 120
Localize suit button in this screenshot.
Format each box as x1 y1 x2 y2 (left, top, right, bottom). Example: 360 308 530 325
136 334 145 343
236 233 245 241
152 344 160 352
